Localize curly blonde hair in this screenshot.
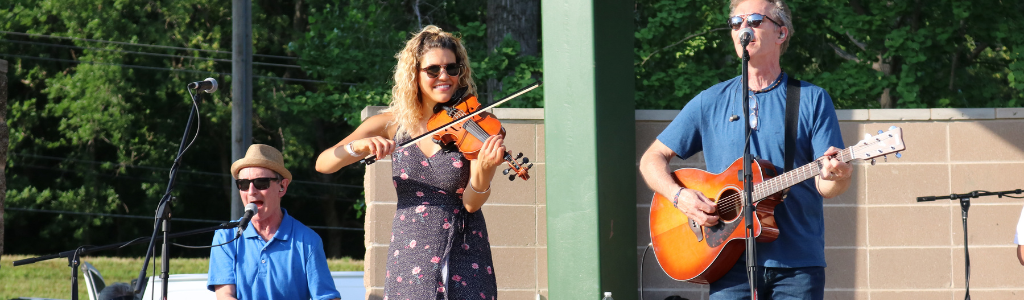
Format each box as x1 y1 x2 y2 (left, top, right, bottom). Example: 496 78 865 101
386 25 477 136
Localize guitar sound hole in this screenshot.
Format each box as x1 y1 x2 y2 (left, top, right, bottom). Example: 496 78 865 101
717 189 741 222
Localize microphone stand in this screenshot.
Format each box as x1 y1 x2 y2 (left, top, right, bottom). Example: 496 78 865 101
133 88 201 299
916 189 1024 300
740 37 758 300
12 221 239 300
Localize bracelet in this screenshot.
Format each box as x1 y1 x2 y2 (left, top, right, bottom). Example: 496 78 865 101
344 141 364 157
670 187 684 207
468 183 491 194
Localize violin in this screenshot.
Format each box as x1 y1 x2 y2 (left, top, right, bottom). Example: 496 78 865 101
428 90 533 181
358 81 541 171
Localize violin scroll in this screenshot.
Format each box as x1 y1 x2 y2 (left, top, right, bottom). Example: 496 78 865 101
502 152 533 181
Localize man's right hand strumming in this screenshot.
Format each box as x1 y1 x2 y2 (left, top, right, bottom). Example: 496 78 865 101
674 188 719 227
639 140 719 227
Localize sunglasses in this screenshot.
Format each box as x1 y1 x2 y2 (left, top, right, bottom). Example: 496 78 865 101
235 177 280 191
748 93 759 130
421 63 462 78
729 13 782 31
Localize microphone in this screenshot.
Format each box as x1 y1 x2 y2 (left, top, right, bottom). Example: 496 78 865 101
739 28 754 47
188 78 218 93
236 203 257 236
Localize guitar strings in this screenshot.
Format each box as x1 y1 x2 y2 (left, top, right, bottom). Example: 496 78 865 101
701 147 858 216
697 133 898 218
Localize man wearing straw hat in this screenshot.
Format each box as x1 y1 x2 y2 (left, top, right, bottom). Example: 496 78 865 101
207 144 340 300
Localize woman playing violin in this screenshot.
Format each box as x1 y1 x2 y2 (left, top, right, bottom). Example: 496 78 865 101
315 25 503 299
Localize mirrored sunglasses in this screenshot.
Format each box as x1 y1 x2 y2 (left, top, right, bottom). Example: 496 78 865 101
749 93 759 130
729 13 782 31
421 63 462 78
235 177 279 191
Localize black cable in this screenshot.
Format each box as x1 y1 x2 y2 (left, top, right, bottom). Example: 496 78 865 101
10 163 367 203
10 152 365 189
1 39 229 63
0 53 331 84
171 233 241 249
182 88 202 159
5 207 222 224
963 213 970 300
0 30 298 60
640 243 652 300
1 38 303 68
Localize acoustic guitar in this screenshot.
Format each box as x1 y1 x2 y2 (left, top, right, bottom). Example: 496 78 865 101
649 126 906 284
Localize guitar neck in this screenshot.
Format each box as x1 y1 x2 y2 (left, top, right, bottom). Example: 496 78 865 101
752 148 854 201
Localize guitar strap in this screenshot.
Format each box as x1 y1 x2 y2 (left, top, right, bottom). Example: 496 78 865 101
784 75 800 172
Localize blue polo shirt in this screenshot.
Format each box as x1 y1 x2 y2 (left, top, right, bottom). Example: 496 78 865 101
207 209 340 300
657 74 844 268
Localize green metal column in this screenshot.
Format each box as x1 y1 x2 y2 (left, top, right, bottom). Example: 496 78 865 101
542 0 636 299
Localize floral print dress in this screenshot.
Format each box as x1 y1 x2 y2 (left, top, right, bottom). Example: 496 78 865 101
384 135 497 300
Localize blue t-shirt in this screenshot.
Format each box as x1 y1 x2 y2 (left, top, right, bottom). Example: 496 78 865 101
207 209 340 300
656 73 844 268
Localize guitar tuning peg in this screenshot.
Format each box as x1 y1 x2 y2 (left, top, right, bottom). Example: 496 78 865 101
502 168 511 175
883 155 888 162
889 125 897 131
895 152 902 159
508 174 516 181
870 158 876 165
521 157 530 164
526 163 534 170
516 152 523 159
877 130 884 134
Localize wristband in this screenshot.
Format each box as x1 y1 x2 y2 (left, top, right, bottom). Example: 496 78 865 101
468 183 491 194
671 187 684 207
344 141 364 157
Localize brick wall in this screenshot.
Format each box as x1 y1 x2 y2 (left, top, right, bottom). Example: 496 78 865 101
362 106 1024 300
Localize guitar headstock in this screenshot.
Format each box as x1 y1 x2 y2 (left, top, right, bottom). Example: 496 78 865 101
850 126 906 164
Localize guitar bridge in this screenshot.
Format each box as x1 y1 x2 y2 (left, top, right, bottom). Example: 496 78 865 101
688 218 704 242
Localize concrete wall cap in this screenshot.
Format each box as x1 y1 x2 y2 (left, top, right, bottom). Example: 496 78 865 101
362 107 1024 122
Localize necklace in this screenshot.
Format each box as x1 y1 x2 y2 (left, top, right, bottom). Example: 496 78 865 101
750 72 784 94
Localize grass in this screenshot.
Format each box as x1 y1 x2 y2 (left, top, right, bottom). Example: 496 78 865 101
0 255 363 299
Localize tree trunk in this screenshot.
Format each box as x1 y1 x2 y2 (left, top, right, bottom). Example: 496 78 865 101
486 0 540 56
485 0 540 102
873 55 894 108
0 59 8 260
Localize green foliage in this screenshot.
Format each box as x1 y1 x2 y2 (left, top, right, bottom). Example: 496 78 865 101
634 0 1024 109
2 0 543 260
1 0 367 258
285 1 543 130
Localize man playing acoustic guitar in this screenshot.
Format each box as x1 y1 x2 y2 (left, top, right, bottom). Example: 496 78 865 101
639 0 852 299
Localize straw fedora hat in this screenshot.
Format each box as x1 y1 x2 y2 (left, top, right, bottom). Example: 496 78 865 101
231 144 292 180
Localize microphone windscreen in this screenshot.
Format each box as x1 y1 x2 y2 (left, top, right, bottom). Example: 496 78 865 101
203 78 218 93
739 28 755 43
244 203 257 213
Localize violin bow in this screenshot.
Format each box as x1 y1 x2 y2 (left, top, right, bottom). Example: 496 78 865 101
360 80 542 165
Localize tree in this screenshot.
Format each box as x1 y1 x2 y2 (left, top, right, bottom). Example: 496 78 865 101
633 0 1024 109
1 0 546 259
484 0 540 103
0 0 371 257
1 59 8 259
